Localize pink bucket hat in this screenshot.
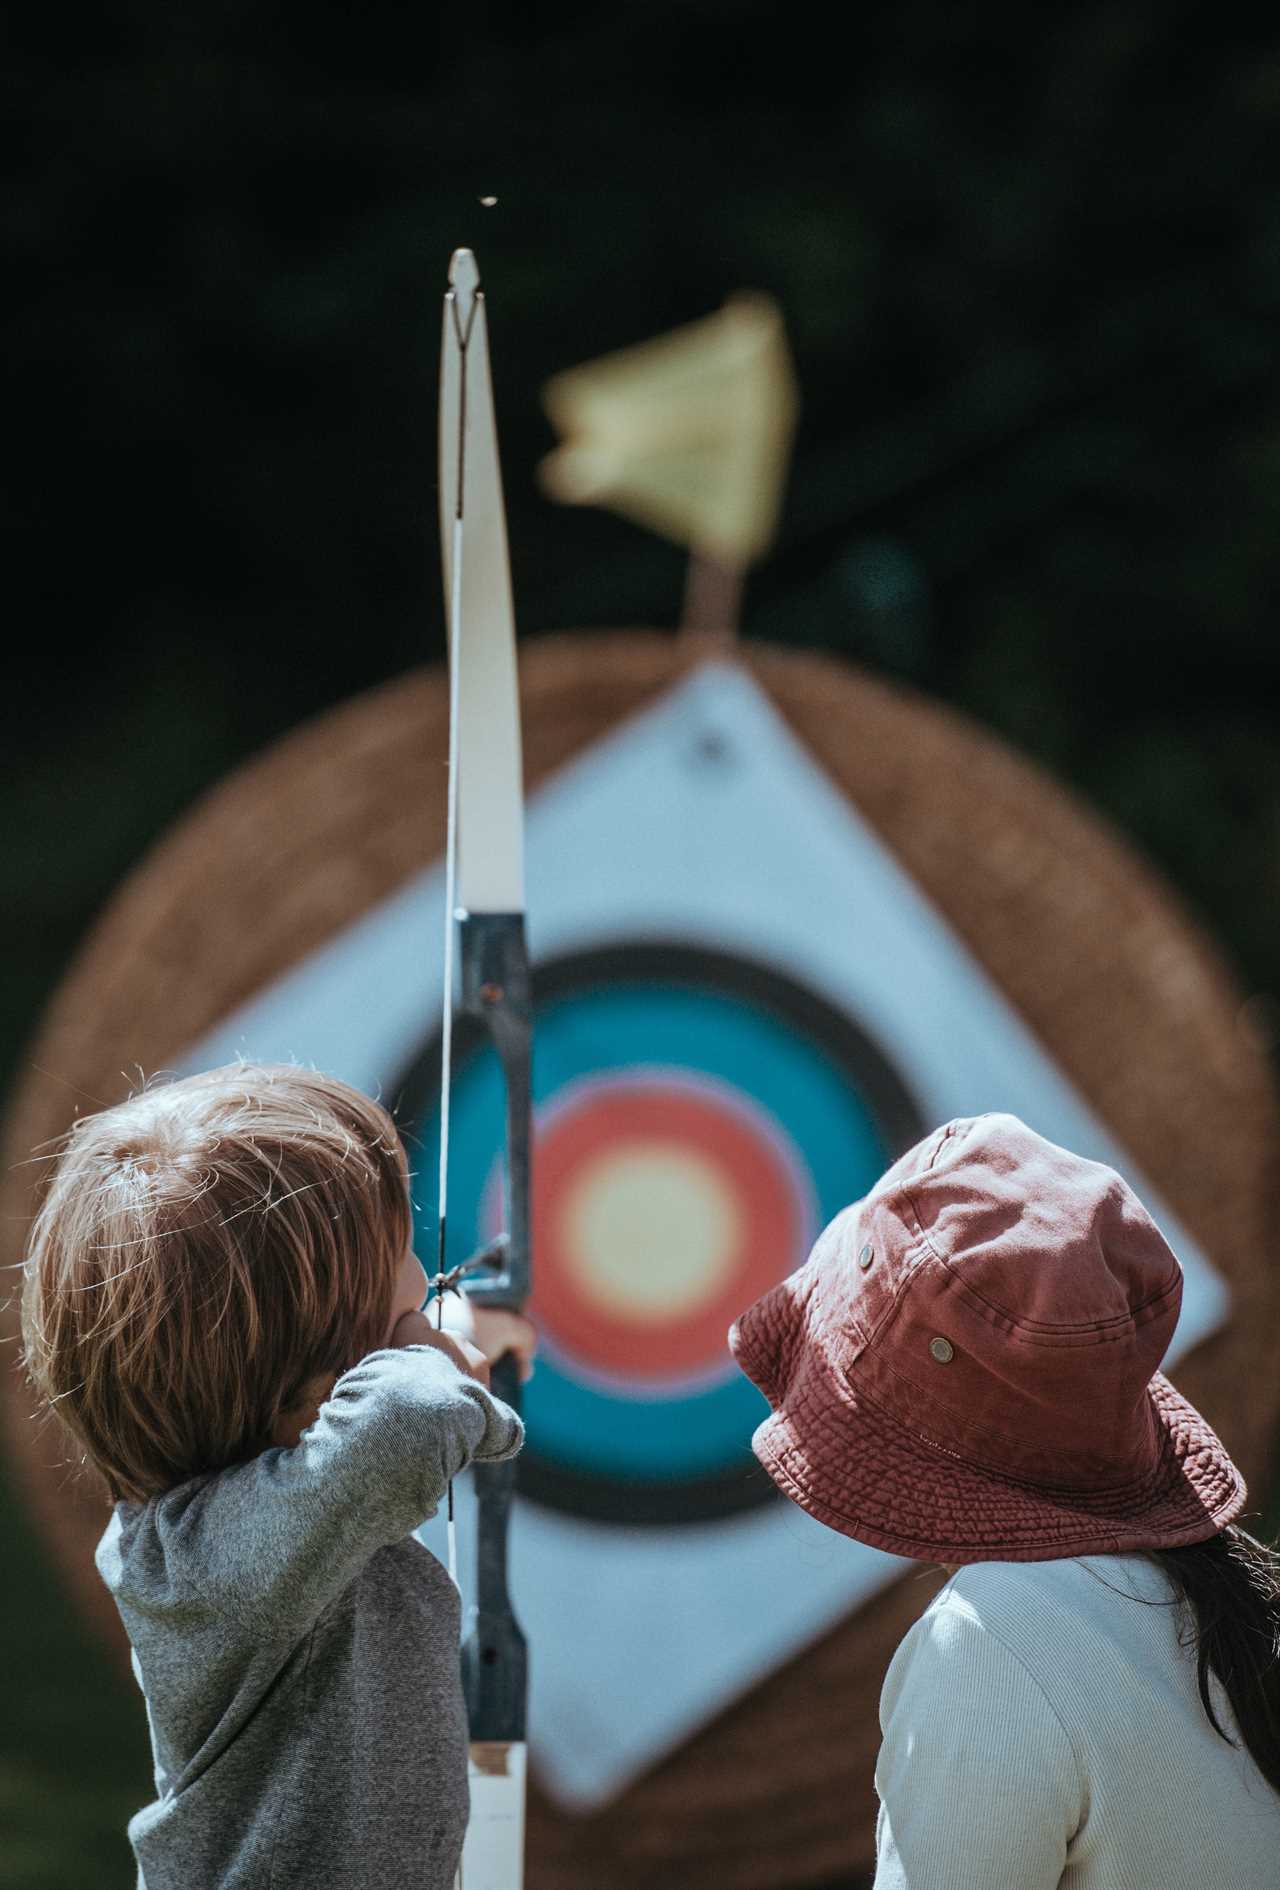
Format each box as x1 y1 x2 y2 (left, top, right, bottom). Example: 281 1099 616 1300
728 1113 1246 1564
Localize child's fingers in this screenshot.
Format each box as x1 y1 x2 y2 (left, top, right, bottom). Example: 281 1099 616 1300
472 1309 538 1381
393 1314 491 1386
434 1288 477 1343
454 1336 491 1385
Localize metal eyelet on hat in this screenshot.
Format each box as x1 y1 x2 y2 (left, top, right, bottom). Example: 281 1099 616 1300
929 1336 955 1363
858 1244 874 1270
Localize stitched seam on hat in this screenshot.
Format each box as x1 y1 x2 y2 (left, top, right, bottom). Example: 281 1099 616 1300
893 1200 1181 1339
936 1266 1181 1342
858 1353 1149 1496
922 1121 960 1172
859 1344 1118 1476
850 1370 1183 1504
844 1234 935 1355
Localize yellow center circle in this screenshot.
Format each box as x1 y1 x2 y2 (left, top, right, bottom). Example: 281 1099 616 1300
560 1141 742 1323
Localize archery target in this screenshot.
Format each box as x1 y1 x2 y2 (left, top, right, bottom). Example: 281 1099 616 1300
53 653 1235 1819
52 653 1236 1814
393 944 923 1522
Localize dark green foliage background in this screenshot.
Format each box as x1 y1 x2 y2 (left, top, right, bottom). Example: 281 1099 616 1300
3 6 1279 1885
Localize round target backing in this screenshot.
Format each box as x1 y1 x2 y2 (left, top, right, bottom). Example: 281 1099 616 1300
392 940 924 1524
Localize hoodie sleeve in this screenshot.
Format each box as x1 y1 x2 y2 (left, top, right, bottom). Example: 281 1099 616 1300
150 1345 522 1637
872 1594 1084 1889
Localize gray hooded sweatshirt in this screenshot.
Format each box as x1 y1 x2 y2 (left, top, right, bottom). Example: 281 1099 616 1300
95 1344 523 1890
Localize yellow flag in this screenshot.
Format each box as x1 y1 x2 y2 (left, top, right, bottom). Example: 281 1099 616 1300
539 293 798 568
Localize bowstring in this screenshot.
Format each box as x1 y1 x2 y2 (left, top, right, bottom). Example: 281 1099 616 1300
437 503 465 1591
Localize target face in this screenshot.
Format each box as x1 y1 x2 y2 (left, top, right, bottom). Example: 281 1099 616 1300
394 943 923 1523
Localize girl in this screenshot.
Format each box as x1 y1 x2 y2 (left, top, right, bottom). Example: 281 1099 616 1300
730 1111 1280 1887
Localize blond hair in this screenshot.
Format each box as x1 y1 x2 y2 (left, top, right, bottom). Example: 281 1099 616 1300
20 1062 412 1504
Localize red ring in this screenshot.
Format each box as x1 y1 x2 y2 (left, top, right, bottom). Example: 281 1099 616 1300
528 1079 804 1380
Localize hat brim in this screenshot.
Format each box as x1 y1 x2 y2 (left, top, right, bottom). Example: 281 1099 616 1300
746 1357 1246 1565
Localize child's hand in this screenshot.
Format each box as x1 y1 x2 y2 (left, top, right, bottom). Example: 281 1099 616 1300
431 1290 537 1384
472 1307 537 1384
389 1308 490 1385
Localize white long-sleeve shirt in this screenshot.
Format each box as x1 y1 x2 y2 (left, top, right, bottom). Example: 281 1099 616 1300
874 1552 1280 1887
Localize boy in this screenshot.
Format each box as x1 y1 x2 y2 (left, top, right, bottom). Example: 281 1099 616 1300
21 1060 534 1890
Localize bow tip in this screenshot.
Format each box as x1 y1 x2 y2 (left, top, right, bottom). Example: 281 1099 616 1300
449 247 481 296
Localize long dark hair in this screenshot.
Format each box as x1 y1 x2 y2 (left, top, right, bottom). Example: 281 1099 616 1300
1138 1523 1280 1795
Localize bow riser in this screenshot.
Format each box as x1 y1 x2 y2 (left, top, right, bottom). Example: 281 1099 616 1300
460 908 531 1752
459 912 532 1314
